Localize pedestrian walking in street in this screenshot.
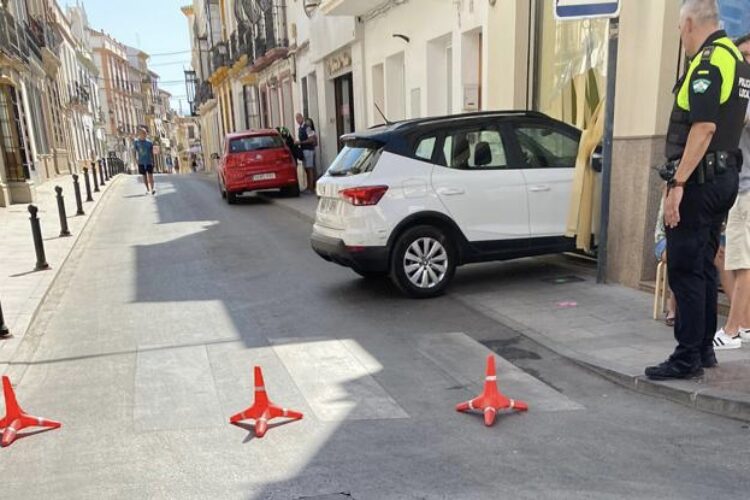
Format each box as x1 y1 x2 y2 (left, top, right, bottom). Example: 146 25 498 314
134 127 156 195
713 32 750 350
174 156 180 174
645 0 750 380
165 155 174 174
296 113 318 193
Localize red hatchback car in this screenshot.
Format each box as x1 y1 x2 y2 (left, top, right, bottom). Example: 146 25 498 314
216 130 300 204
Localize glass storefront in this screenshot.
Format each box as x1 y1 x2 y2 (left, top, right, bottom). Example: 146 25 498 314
718 0 750 38
532 0 608 130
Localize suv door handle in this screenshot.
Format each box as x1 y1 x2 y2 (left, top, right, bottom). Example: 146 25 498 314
529 185 551 192
437 187 465 196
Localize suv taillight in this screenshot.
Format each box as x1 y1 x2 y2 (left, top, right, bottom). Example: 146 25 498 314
339 186 389 206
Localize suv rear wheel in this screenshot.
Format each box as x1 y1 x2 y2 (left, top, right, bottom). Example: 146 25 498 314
390 225 456 298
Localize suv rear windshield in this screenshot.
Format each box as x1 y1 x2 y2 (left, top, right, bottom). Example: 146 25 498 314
328 140 383 177
229 135 285 154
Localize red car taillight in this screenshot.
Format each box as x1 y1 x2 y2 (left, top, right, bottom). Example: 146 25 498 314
339 186 389 206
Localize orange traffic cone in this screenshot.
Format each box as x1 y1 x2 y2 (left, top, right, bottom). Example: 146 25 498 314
0 376 61 447
456 354 528 426
229 366 303 438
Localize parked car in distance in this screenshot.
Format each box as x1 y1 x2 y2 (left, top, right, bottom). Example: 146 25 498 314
311 110 588 298
216 130 300 204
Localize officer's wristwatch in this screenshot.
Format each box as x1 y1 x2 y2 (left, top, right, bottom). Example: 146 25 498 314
667 178 686 189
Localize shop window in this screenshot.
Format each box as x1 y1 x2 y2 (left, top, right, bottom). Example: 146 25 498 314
532 0 607 129
718 0 750 38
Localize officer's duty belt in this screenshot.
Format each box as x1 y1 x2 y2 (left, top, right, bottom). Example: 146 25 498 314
688 151 742 185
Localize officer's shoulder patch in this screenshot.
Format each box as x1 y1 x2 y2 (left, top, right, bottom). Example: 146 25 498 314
701 46 716 61
692 78 712 93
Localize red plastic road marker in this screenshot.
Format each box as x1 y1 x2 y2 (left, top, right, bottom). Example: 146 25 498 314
456 354 528 426
229 366 303 438
0 376 61 447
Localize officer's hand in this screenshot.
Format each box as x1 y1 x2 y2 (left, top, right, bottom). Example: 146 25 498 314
664 187 684 228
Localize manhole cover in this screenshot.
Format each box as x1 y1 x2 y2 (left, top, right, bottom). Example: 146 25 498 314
542 275 585 285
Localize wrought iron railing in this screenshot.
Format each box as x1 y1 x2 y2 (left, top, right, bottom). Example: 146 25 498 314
42 21 62 52
210 42 228 73
196 80 214 106
0 7 29 62
69 82 91 107
261 0 288 52
26 17 44 60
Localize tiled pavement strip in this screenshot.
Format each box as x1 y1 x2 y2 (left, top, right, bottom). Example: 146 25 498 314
0 172 122 374
259 190 750 422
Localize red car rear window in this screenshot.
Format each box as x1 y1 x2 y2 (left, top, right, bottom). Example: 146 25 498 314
229 135 285 153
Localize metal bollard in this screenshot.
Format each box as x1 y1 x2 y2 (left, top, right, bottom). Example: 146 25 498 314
99 160 106 186
91 161 100 192
55 186 71 237
83 167 93 202
28 205 50 271
73 174 85 215
0 298 9 337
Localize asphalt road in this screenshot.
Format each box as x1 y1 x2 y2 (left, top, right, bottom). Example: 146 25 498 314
2 174 750 500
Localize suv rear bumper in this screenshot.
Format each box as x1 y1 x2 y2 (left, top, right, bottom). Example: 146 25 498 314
311 233 389 273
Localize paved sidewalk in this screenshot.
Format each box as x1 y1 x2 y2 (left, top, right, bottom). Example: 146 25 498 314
263 193 750 422
0 172 122 373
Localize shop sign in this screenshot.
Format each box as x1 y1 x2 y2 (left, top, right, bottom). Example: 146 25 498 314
555 0 619 20
326 49 352 78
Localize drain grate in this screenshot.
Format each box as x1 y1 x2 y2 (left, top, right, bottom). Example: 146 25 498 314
542 275 585 285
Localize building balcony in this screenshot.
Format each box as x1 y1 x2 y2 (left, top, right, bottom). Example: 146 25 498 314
25 17 44 61
210 42 228 74
319 0 372 16
68 81 91 110
246 1 289 70
0 7 29 64
196 80 214 107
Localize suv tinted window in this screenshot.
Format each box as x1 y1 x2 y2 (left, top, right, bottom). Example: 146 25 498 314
415 137 436 161
328 143 382 177
515 126 578 168
229 135 285 153
442 128 507 169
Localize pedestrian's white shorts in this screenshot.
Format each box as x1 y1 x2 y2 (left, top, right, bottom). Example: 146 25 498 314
725 191 750 271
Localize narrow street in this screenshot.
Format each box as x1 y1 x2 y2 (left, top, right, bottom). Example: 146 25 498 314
2 174 750 499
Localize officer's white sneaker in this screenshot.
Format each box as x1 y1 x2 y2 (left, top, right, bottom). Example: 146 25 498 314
739 328 750 342
713 329 743 350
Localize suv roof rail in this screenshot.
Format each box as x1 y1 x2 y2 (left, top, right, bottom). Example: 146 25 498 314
391 109 551 128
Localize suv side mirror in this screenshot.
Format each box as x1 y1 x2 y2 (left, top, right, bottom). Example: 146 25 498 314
591 146 603 173
210 153 220 160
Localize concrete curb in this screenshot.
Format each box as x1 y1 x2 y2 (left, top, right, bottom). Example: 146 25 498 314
1 175 123 378
260 191 750 422
456 293 750 423
257 194 316 224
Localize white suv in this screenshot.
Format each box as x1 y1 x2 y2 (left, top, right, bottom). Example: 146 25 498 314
311 111 586 298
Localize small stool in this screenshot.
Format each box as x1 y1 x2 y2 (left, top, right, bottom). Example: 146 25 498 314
653 260 668 320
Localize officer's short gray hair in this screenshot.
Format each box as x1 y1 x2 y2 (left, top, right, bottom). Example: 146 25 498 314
680 0 720 26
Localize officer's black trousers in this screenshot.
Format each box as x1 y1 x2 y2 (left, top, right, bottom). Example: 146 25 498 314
666 170 738 369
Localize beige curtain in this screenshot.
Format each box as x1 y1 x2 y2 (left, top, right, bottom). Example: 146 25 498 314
566 98 605 251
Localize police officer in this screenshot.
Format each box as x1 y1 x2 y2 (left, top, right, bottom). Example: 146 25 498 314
646 0 750 380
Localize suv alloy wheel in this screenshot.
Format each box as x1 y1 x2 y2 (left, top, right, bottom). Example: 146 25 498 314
390 225 456 298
